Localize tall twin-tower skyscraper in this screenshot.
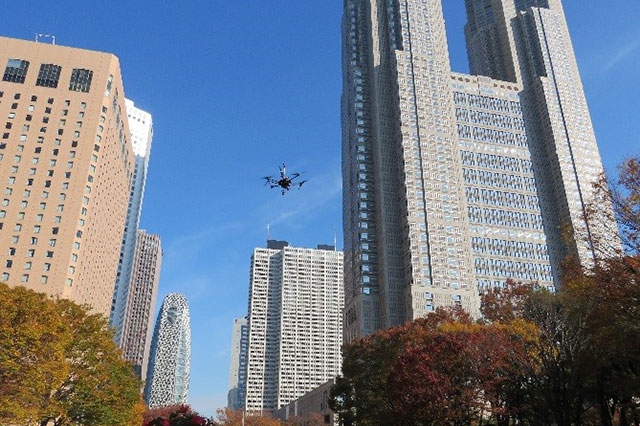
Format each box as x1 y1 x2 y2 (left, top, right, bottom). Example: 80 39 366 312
341 0 611 341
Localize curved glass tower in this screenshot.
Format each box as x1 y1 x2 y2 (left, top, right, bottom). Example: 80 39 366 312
144 293 191 408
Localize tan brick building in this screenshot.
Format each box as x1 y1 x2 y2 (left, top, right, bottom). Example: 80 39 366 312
0 36 134 317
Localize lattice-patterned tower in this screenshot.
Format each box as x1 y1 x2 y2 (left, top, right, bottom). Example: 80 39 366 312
144 293 191 408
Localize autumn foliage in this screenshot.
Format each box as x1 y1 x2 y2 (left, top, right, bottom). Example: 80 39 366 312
0 283 143 426
143 404 213 426
330 156 640 426
330 308 538 426
213 408 326 426
332 267 639 426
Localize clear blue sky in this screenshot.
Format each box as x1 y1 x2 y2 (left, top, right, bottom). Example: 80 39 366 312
2 0 638 417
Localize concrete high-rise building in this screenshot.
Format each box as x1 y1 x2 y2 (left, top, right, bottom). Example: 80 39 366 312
0 36 134 317
120 230 161 379
341 0 611 341
145 293 191 408
110 99 153 344
463 0 613 270
227 316 248 410
244 241 344 414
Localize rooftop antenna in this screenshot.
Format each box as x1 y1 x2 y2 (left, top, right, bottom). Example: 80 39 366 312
267 222 271 242
35 34 56 45
333 226 337 251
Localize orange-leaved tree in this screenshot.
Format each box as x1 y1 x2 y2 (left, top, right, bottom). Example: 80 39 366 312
0 283 143 426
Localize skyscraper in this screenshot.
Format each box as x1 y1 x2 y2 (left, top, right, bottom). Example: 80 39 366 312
463 0 611 270
244 241 344 414
227 316 248 411
341 0 610 341
111 99 154 343
120 230 162 379
145 293 191 408
0 36 134 317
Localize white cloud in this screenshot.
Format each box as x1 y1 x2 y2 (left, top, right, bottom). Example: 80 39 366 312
601 35 640 73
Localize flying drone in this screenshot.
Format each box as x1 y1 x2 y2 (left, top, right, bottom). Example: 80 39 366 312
263 164 307 195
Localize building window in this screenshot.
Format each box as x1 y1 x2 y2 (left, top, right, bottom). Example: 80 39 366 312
36 64 62 88
3 59 30 84
69 68 93 93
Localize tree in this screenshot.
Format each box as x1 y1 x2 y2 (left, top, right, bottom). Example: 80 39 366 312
586 155 640 258
0 284 70 424
144 404 213 426
562 258 640 426
330 308 536 426
214 408 283 426
480 269 640 426
0 283 143 426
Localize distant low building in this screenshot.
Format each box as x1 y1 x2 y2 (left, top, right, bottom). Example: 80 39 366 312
274 379 337 426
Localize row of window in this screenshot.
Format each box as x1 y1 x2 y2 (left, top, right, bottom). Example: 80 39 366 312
462 168 538 192
465 187 541 211
0 272 50 284
455 108 523 130
3 59 93 92
457 124 528 147
473 257 553 281
471 237 550 260
453 92 521 115
460 150 533 173
467 206 544 230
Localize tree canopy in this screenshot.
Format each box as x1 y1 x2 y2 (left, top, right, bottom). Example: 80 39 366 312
0 283 144 426
331 271 640 425
144 404 213 426
330 155 640 426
